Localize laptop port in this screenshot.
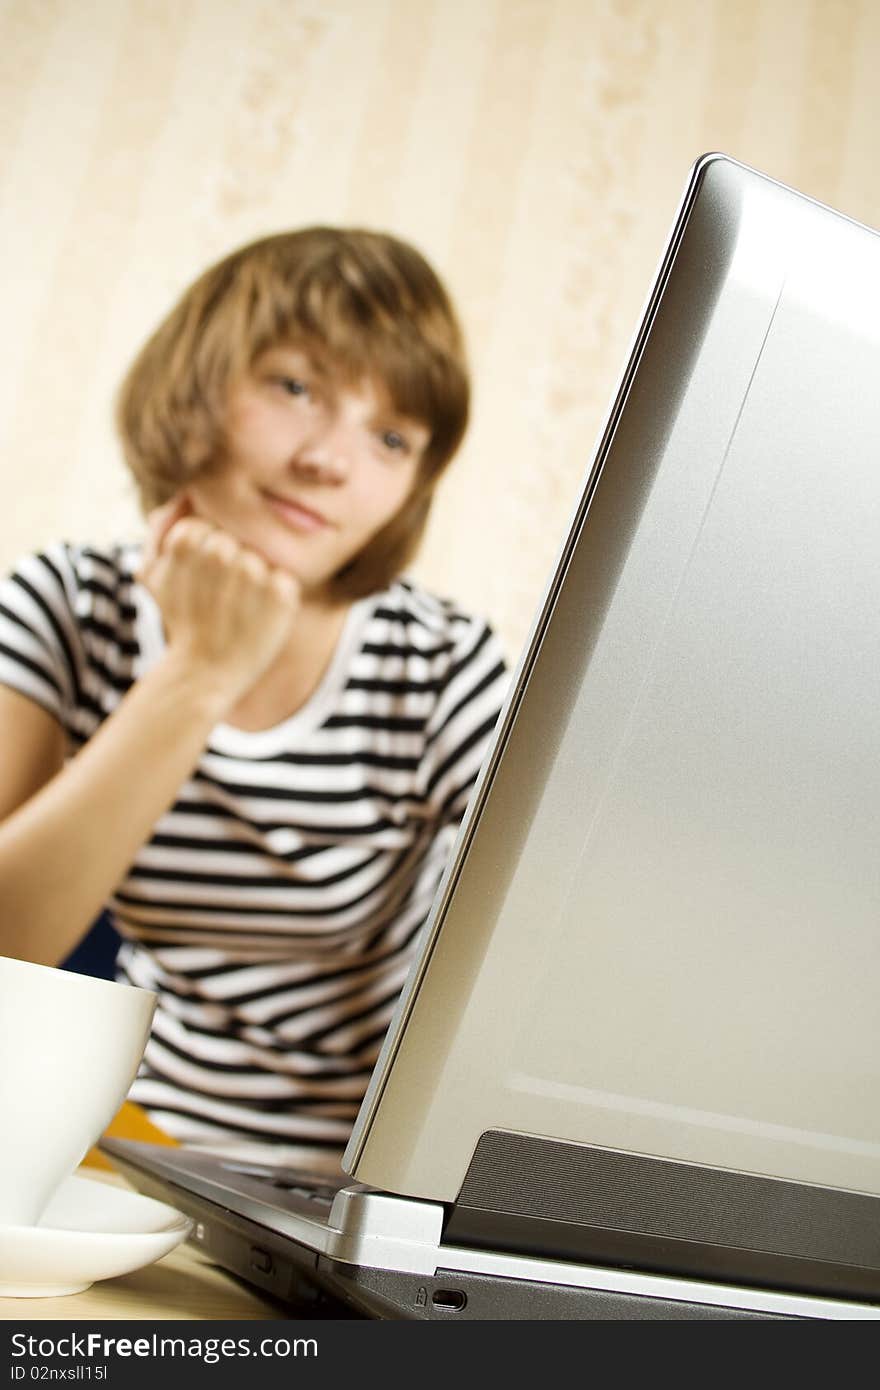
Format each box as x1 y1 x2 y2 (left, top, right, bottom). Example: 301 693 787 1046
250 1246 274 1275
431 1289 467 1311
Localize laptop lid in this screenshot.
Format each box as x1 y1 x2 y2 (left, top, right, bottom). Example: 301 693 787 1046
342 152 880 1239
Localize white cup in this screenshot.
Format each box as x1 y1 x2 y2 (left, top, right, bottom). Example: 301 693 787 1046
0 955 156 1226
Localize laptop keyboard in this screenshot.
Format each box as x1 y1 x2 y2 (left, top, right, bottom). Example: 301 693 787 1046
275 1182 338 1206
219 1160 340 1210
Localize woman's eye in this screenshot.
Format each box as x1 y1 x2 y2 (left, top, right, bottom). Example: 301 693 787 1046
381 429 409 453
277 376 309 398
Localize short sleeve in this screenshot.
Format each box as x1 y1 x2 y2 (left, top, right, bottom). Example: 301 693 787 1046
418 615 510 829
0 545 84 724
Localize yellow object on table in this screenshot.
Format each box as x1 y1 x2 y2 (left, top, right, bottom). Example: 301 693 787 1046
82 1100 178 1170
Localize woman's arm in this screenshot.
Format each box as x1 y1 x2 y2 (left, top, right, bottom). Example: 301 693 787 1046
0 514 300 965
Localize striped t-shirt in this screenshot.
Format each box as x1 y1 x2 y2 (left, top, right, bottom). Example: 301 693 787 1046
0 543 508 1171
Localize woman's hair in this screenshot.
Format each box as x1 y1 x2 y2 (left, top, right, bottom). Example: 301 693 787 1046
115 228 470 598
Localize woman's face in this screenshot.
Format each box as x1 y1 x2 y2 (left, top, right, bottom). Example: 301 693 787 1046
186 344 430 601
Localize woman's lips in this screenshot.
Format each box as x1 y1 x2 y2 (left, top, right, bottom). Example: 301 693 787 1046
263 491 330 533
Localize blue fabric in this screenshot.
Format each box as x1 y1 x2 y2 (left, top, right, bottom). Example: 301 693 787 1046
61 912 121 981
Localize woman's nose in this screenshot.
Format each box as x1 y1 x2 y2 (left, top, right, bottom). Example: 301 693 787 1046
293 414 351 482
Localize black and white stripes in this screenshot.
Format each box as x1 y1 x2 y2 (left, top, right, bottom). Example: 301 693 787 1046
0 543 508 1168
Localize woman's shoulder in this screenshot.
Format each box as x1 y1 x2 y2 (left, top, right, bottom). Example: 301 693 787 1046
363 578 510 711
8 539 137 584
3 540 139 611
62 540 140 589
0 541 143 718
376 575 499 649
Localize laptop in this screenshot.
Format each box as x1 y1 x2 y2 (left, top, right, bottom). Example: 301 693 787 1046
103 152 880 1320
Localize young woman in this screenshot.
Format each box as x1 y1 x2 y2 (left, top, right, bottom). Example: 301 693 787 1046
0 228 509 1173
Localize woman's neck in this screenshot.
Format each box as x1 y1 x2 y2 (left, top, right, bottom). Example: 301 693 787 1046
223 594 355 732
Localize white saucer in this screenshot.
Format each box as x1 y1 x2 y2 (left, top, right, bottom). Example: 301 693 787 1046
0 1173 192 1297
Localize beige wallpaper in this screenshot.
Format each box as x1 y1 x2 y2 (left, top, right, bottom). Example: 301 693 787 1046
2 0 879 663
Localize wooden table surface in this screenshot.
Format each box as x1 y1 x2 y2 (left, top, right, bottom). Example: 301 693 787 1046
0 1169 285 1322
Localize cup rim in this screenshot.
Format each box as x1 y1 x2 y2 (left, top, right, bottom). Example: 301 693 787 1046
0 953 155 1001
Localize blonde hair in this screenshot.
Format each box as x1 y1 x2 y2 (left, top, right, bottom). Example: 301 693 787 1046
116 228 470 598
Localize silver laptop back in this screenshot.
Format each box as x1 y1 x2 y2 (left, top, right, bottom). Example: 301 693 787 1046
344 153 880 1243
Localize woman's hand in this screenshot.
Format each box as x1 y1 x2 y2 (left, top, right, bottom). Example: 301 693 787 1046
138 495 301 711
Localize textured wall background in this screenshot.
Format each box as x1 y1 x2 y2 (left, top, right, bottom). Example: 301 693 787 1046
2 0 879 662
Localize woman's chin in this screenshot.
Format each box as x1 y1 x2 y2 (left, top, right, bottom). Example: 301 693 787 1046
257 548 333 600
255 541 315 581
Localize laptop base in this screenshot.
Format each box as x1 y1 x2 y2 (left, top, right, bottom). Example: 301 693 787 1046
315 1260 781 1320
102 1139 877 1320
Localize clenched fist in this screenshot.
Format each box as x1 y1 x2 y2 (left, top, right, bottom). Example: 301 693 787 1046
137 496 301 712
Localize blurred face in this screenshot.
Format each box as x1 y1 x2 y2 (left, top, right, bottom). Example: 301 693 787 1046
187 344 430 602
